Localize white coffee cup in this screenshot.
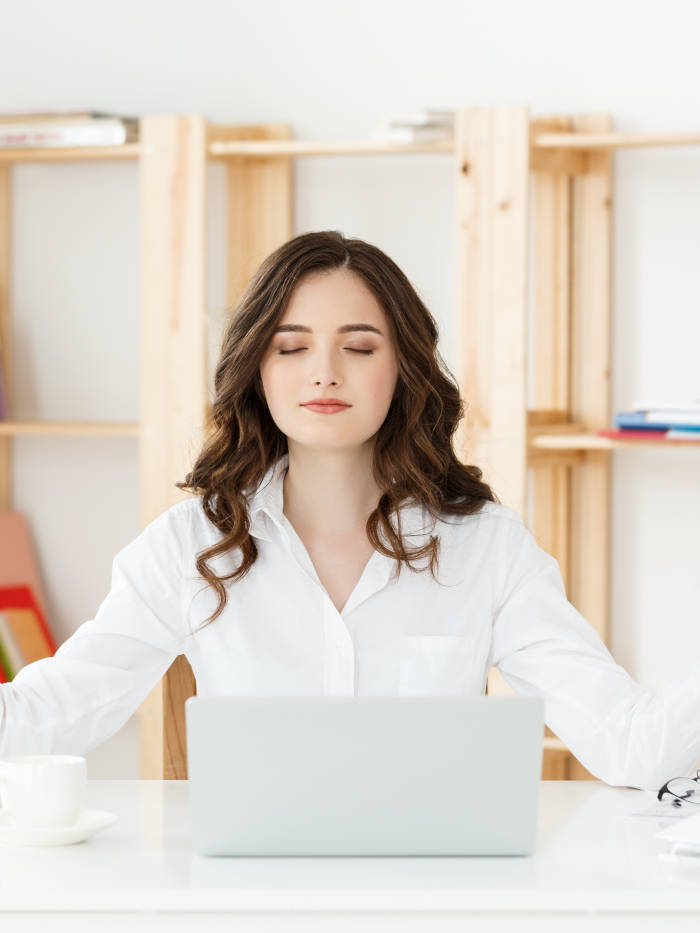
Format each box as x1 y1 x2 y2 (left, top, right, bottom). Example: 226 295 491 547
0 755 87 828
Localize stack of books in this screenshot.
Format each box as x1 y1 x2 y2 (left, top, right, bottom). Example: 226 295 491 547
0 109 139 148
0 512 57 682
598 398 700 441
371 107 454 144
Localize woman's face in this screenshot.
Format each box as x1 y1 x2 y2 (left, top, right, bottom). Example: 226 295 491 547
259 268 400 452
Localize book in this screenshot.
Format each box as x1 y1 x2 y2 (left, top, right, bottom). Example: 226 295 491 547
615 412 700 431
597 428 700 441
387 108 454 127
0 610 25 680
5 607 55 664
632 411 700 427
0 109 138 124
632 398 700 413
0 617 12 683
666 429 700 440
0 596 57 681
0 511 50 619
0 585 57 655
371 124 454 144
0 116 139 148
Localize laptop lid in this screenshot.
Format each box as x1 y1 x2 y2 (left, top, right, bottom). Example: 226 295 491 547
185 695 544 857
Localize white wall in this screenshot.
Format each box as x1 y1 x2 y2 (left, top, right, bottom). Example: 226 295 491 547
3 0 700 777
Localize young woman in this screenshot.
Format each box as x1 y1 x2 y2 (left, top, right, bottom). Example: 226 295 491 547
1 231 699 792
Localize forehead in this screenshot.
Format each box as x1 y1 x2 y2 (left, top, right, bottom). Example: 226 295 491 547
281 268 385 325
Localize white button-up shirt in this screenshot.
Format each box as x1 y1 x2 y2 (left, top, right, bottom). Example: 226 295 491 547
2 452 699 791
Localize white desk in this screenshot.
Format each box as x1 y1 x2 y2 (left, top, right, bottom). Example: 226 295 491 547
1 780 699 931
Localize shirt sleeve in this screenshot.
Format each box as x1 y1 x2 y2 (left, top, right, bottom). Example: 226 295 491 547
0 504 191 758
489 515 700 792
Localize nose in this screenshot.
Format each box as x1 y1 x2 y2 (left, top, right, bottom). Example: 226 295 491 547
308 345 343 388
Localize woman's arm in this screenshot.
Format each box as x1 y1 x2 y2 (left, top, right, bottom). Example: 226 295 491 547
489 518 700 792
0 504 191 758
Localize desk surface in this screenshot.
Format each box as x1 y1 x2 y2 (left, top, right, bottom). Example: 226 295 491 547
1 780 699 927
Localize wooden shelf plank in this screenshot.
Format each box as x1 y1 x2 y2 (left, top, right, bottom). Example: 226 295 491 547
4 128 700 164
0 420 140 437
533 130 700 150
208 138 455 158
0 144 142 163
0 138 454 164
530 432 700 450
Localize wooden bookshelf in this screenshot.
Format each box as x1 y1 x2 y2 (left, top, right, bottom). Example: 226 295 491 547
456 106 700 782
2 110 697 785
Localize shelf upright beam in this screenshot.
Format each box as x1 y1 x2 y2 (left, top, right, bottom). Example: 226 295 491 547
528 114 601 782
568 114 614 647
137 115 208 779
529 115 575 597
219 122 294 309
454 105 532 705
454 105 531 516
0 162 10 507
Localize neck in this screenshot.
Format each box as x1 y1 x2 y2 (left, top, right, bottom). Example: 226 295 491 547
282 443 381 537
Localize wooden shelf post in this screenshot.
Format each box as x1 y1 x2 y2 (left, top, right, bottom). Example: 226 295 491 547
137 117 294 779
568 114 614 649
454 105 531 514
137 114 208 779
530 115 574 593
454 104 531 703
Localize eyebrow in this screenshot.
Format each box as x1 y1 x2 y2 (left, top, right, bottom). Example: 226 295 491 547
273 323 384 336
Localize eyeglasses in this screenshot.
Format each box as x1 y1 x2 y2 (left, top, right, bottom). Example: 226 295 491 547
657 769 700 808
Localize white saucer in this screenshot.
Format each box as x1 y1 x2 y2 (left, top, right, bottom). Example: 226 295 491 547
0 808 118 846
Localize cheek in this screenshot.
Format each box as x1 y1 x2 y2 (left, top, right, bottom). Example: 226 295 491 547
366 358 399 401
260 358 292 401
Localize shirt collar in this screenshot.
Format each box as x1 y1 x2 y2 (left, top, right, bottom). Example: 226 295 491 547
247 453 289 542
247 451 436 545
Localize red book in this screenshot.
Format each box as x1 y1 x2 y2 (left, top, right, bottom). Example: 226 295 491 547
0 511 50 619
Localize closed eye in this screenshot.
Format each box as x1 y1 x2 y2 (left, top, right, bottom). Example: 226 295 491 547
277 348 374 355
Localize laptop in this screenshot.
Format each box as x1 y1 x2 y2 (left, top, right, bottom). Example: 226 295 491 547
185 695 544 857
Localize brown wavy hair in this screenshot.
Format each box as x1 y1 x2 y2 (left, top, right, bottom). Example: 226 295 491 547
176 230 499 632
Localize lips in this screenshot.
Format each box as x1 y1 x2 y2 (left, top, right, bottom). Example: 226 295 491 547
302 401 351 414
302 399 349 407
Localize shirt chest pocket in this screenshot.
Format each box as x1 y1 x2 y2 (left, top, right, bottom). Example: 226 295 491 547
398 634 477 696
